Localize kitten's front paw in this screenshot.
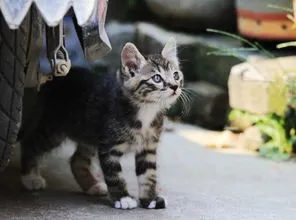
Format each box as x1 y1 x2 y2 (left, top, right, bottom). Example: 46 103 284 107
114 196 137 210
140 196 167 209
86 182 108 196
21 173 46 190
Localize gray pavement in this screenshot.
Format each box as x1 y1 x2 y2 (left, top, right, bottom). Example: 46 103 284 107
0 123 296 220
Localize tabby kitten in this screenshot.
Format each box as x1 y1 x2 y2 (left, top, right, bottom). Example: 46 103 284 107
20 37 183 209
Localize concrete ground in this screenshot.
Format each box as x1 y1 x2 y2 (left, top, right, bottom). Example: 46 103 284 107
0 123 296 220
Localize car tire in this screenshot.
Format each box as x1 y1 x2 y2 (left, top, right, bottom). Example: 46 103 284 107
0 10 35 171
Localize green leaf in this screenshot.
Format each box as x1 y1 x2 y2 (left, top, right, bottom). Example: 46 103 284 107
254 42 275 58
206 51 246 61
259 145 291 161
229 109 293 157
206 29 274 58
277 41 296 49
228 109 245 121
206 29 258 48
287 83 296 88
267 4 294 13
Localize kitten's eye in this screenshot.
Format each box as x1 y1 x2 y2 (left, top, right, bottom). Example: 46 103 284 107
174 71 179 80
152 74 162 83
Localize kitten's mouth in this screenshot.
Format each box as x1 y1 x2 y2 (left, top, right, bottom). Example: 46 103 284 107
171 89 181 97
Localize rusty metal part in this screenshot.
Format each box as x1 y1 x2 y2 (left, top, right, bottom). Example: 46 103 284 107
46 20 71 77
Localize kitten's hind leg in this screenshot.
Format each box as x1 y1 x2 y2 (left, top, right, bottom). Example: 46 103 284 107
20 128 65 191
70 144 107 196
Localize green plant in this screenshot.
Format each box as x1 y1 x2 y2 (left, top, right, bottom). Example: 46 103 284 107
206 29 275 60
206 22 296 160
229 110 292 161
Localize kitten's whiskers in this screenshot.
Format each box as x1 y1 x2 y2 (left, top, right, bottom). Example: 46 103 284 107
178 88 195 116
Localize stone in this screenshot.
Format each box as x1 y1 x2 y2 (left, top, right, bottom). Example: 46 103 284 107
169 81 229 130
209 127 265 152
215 130 240 149
240 126 264 151
145 0 236 32
228 56 296 115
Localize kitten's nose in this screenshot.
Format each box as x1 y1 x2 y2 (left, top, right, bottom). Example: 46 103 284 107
170 85 178 92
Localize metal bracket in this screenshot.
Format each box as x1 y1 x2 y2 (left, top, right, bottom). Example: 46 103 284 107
72 0 111 62
46 20 71 77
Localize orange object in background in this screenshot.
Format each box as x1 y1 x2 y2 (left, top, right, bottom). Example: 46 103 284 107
294 0 296 19
236 0 296 40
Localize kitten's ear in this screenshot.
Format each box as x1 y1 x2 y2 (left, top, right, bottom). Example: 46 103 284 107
121 43 146 71
161 37 179 66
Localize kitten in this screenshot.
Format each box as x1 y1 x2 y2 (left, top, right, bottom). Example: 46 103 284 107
19 37 183 209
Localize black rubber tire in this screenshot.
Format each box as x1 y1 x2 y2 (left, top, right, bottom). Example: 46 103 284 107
0 12 31 171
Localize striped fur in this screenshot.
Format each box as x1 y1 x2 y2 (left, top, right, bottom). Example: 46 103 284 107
19 38 182 209
70 145 107 196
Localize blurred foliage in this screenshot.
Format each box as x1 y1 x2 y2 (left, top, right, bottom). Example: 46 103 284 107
206 5 296 160
206 29 275 61
274 5 296 111
229 110 293 161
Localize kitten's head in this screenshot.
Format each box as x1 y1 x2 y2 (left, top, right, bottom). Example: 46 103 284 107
119 37 183 109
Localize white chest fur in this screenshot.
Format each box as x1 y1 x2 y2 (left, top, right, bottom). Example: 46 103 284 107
125 104 160 152
137 104 160 129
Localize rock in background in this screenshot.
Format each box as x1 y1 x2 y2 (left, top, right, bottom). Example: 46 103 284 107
178 81 229 130
145 0 236 32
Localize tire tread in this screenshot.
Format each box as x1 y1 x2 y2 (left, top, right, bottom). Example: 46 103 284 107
0 11 31 170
